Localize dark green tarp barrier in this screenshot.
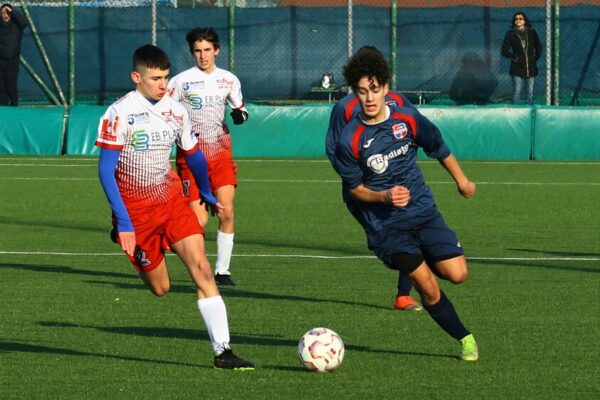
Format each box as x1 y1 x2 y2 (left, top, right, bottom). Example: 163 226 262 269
230 103 332 158
66 105 105 156
0 106 64 155
1 104 599 160
534 107 600 161
419 105 533 160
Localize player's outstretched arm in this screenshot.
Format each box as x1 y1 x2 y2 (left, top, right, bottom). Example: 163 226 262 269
98 148 136 256
438 154 476 198
184 150 224 212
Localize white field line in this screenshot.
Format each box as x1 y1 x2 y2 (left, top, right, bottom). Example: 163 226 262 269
0 176 598 186
1 158 600 166
0 250 598 262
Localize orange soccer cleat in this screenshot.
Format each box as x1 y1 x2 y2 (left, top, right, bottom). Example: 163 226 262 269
394 295 423 311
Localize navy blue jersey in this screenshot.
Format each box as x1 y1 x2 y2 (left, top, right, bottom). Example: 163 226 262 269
325 90 415 168
334 105 451 234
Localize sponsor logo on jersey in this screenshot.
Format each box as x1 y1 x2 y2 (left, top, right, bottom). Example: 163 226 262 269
131 128 177 151
366 143 411 174
132 129 149 151
363 138 375 148
217 77 233 89
99 117 118 141
392 123 408 139
189 94 203 110
161 109 184 125
127 112 150 125
184 81 205 91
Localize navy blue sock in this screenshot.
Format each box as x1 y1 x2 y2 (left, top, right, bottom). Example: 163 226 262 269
396 273 413 296
423 291 469 340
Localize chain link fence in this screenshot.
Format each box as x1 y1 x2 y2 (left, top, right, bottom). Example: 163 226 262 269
13 0 600 106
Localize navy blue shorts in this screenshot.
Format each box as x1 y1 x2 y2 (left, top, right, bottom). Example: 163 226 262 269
369 211 464 269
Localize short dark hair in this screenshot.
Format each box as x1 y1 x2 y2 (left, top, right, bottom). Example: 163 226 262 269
186 27 220 53
132 44 170 72
343 46 391 91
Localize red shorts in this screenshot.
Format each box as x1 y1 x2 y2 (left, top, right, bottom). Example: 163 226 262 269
176 150 238 202
120 191 204 272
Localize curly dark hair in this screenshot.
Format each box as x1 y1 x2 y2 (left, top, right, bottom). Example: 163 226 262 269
343 46 391 91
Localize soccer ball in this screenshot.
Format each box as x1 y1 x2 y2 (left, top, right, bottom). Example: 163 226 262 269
298 327 345 372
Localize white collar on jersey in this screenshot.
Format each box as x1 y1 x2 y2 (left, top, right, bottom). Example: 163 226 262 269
360 105 391 126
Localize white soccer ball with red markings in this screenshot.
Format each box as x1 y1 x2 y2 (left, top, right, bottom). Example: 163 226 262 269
298 327 345 372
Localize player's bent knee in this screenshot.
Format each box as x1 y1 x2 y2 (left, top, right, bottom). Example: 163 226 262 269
390 253 425 275
149 284 170 297
434 254 468 283
448 268 468 284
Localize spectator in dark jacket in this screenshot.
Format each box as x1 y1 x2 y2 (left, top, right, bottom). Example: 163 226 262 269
0 3 28 106
501 11 542 105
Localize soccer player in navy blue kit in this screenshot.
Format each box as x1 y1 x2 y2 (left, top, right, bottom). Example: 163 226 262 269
326 77 422 312
333 46 479 361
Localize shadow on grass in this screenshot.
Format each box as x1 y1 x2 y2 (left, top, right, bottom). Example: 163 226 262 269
0 262 134 279
0 340 208 368
83 280 392 311
35 321 456 362
474 258 600 274
1 217 368 257
506 248 600 258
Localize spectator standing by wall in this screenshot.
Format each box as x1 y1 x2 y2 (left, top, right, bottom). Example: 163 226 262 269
0 3 28 106
501 11 542 105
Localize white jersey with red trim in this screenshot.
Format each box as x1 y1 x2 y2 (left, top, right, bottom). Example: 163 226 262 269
167 66 245 160
95 90 195 207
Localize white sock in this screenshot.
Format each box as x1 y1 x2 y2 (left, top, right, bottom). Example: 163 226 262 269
215 231 234 275
197 296 231 355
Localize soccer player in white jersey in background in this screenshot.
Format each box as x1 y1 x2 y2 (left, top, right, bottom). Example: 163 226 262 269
97 44 254 370
168 27 249 287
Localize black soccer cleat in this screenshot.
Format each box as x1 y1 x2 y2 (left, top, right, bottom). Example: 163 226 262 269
213 349 255 371
215 273 236 286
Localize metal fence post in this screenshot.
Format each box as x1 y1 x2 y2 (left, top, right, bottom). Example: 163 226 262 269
554 0 560 105
229 0 236 74
69 0 75 105
391 0 397 90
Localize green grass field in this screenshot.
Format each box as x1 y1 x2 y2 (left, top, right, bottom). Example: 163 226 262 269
1 157 599 399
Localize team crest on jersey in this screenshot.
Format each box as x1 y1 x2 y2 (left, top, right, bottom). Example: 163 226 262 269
385 100 398 106
134 247 151 268
392 123 408 139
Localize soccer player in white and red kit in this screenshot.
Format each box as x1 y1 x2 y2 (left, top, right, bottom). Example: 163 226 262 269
168 27 248 287
96 44 254 370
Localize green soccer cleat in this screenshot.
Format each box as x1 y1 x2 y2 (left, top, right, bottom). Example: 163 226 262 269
459 334 479 361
